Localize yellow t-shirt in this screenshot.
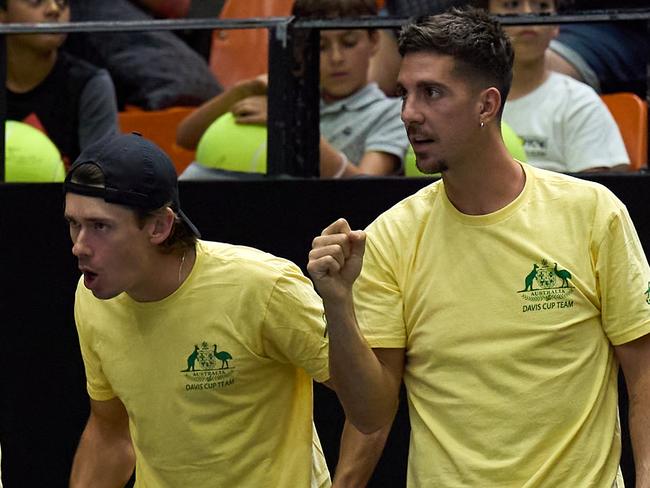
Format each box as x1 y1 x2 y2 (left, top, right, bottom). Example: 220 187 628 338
355 164 650 487
75 240 330 487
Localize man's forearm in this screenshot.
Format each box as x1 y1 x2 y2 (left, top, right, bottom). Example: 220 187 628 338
616 334 650 488
629 389 650 487
325 297 401 434
333 419 393 488
69 422 135 488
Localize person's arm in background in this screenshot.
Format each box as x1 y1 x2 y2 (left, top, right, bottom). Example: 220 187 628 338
69 397 135 488
319 137 400 178
615 333 650 488
333 422 392 488
321 93 406 178
78 70 119 150
367 30 402 97
176 75 267 150
331 354 397 488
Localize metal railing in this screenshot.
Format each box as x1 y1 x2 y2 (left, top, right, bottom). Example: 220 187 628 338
0 8 648 181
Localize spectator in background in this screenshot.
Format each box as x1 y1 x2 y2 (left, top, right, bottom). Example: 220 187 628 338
547 22 648 98
547 0 649 97
369 0 470 95
482 0 629 173
63 0 221 110
373 1 649 101
177 0 409 179
2 0 118 167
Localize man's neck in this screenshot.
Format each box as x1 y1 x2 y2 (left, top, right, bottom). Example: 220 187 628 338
442 135 526 216
508 57 550 101
127 246 197 303
6 43 58 93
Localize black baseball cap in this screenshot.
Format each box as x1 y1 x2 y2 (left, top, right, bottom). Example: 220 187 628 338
64 132 200 237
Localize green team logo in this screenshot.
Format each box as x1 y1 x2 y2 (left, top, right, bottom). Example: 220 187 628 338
181 341 235 391
518 259 574 312
645 282 650 305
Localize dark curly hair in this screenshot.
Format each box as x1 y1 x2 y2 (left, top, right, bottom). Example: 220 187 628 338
398 6 514 115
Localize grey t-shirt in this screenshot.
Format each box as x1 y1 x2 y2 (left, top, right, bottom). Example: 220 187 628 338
78 69 119 151
320 83 409 168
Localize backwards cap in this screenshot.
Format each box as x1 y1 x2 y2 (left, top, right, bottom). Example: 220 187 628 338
64 132 200 237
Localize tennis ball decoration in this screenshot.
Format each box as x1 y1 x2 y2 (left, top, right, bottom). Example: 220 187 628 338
5 121 65 182
501 121 527 163
196 112 267 173
404 121 527 177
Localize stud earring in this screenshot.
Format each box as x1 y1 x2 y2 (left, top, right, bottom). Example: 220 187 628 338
480 120 485 128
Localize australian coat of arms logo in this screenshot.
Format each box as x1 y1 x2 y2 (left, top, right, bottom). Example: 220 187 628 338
181 341 235 391
518 259 574 311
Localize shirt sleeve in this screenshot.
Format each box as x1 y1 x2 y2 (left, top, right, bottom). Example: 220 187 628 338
74 282 116 401
562 85 630 172
261 264 330 383
77 69 119 151
353 220 407 348
596 196 650 345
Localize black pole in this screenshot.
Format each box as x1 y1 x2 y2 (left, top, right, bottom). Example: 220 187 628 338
0 34 5 183
267 22 320 177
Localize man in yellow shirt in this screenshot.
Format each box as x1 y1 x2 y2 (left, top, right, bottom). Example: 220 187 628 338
64 133 330 487
308 7 650 487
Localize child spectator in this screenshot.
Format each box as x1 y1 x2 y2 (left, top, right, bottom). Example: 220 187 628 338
369 0 471 96
177 0 409 179
2 0 118 167
482 0 629 173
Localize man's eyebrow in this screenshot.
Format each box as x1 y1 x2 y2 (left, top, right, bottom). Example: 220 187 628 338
63 215 113 224
396 80 448 93
415 80 447 91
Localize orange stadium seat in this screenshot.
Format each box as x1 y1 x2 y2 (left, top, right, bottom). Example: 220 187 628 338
601 92 648 171
209 0 386 88
118 107 196 175
209 0 294 88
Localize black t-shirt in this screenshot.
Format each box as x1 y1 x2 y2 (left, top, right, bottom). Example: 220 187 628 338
7 51 118 166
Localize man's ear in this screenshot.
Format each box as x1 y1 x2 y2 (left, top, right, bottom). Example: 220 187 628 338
149 207 175 245
479 86 502 124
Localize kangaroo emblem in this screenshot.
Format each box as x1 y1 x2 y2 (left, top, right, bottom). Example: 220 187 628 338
182 345 199 372
522 264 538 292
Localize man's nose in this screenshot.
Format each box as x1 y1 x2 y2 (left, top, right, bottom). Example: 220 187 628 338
401 96 424 126
71 230 90 258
